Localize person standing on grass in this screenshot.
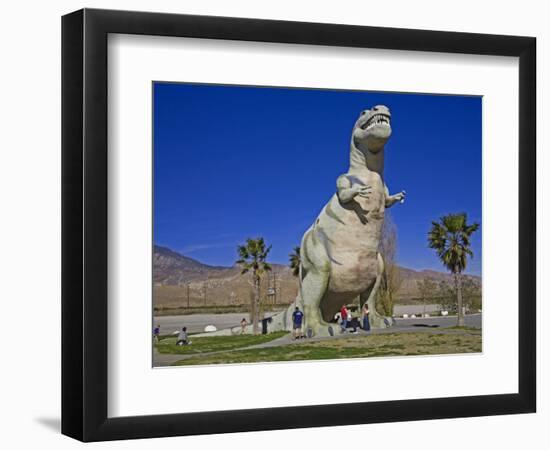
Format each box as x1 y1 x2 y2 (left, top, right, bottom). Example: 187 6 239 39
362 303 371 332
340 304 348 333
153 324 160 343
240 318 248 334
292 306 304 339
176 327 189 346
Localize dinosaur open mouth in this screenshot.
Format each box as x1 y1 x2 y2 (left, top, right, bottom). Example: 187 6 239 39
362 113 391 130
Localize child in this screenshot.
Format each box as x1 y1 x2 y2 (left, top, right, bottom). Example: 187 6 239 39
176 327 189 345
153 324 160 342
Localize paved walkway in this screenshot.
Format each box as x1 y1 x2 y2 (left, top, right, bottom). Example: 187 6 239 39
153 314 481 367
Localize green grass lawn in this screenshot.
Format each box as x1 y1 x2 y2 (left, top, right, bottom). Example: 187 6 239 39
155 331 288 355
172 331 482 366
445 326 481 332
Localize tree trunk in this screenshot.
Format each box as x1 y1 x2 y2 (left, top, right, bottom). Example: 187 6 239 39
455 270 464 327
249 284 255 325
253 275 261 334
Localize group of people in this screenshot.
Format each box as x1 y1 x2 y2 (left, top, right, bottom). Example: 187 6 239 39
152 303 371 344
153 324 191 346
339 303 370 333
290 302 371 339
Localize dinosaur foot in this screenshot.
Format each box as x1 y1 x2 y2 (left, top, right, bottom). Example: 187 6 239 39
304 322 336 338
369 312 394 329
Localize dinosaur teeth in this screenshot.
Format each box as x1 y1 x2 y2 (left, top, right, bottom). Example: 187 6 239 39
365 114 390 129
362 113 391 130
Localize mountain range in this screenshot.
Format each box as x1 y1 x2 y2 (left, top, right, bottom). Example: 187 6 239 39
153 244 480 309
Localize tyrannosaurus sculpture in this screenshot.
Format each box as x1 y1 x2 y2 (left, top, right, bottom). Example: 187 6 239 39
271 105 406 337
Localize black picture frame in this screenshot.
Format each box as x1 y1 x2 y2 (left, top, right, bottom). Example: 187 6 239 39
62 8 536 442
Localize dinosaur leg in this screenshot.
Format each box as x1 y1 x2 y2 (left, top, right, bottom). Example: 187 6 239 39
301 270 333 337
269 235 331 336
360 252 393 329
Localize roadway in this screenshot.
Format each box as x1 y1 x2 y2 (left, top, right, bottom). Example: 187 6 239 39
153 310 481 335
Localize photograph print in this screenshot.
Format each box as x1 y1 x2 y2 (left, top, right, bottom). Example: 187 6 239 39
152 82 482 368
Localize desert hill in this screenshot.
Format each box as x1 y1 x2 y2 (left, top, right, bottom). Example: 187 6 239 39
153 245 480 309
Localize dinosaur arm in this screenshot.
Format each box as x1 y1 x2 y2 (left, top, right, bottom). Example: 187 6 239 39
384 184 406 208
337 175 370 203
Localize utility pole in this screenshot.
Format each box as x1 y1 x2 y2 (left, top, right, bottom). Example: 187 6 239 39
273 273 278 305
186 282 190 308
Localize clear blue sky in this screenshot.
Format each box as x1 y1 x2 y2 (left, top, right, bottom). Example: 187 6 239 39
153 83 482 275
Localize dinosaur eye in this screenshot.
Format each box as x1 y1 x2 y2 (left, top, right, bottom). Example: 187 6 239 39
361 111 366 116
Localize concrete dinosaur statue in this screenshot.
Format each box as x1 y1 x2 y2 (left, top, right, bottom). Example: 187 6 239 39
196 105 406 338
270 105 406 337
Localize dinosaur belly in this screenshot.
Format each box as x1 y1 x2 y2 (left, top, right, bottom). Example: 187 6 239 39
315 192 384 295
300 175 387 323
327 249 378 294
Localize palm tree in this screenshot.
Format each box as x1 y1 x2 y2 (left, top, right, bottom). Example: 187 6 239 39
289 246 301 277
236 238 272 334
428 213 479 326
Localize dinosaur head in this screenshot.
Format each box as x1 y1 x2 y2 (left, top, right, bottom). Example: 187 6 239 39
352 105 392 153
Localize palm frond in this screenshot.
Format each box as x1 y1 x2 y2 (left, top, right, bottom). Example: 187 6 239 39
235 237 272 279
288 246 301 277
427 212 479 274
